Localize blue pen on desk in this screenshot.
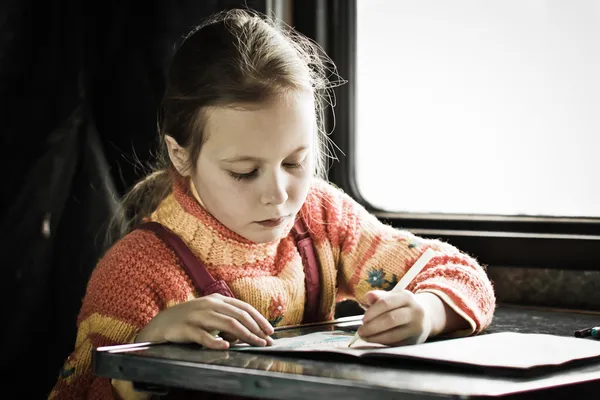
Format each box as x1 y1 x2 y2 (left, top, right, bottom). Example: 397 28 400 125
574 326 600 338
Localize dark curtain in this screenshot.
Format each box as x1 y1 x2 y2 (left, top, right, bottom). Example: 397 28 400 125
0 1 265 398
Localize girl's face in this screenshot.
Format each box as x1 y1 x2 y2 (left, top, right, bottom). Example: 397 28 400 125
191 92 315 243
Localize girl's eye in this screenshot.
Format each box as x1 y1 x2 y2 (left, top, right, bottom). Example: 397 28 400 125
284 162 304 170
229 170 258 181
228 162 304 181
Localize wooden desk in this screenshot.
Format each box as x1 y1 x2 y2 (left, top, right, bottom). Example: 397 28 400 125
93 305 600 399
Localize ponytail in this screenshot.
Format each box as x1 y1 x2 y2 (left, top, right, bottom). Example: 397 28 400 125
105 168 173 247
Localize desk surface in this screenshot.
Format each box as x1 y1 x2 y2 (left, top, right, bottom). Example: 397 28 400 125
94 305 600 399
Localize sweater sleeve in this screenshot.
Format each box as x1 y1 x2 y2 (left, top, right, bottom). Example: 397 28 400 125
309 180 496 335
48 230 193 400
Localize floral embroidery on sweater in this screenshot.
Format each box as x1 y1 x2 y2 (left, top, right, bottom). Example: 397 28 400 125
366 267 399 291
268 294 286 326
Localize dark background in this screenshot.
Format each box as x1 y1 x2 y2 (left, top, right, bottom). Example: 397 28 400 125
0 0 294 397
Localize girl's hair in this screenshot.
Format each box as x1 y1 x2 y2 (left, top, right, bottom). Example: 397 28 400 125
109 8 343 241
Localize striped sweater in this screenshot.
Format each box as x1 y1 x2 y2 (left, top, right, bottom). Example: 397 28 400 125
49 176 496 399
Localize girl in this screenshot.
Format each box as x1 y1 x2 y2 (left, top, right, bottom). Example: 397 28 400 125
50 9 495 399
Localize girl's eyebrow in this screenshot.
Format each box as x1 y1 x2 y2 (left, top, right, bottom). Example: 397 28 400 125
220 146 309 163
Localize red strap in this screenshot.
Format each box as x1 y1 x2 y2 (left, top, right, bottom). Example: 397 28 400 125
138 219 321 323
138 222 234 298
293 218 322 323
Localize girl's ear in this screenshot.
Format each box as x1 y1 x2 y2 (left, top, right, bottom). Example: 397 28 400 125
164 135 191 176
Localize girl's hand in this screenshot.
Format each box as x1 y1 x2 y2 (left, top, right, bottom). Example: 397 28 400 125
357 290 433 346
135 293 274 349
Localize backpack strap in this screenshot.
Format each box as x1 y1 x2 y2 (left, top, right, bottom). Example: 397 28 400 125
293 218 322 323
137 218 322 323
137 222 235 298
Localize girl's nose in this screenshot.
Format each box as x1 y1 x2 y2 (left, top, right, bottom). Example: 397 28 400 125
261 173 288 206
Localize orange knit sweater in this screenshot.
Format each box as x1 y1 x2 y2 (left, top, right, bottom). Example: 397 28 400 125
49 177 496 399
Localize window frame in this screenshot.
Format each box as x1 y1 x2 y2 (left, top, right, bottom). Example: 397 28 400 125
294 0 600 270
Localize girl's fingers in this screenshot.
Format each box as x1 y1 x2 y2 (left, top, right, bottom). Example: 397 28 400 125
208 313 268 347
222 297 275 335
360 324 415 346
362 291 412 324
185 325 230 350
358 307 412 338
219 332 239 344
210 301 268 340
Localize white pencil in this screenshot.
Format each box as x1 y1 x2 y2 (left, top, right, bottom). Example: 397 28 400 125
347 248 437 348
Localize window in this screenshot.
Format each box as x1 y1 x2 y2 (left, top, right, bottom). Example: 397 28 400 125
316 0 600 270
356 0 600 218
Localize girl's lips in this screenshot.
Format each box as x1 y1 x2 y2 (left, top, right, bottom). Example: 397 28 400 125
256 217 286 227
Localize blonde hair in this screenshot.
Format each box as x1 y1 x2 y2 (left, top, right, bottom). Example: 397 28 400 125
110 8 344 241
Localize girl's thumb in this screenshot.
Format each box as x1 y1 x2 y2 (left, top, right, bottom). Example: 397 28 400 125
366 290 385 306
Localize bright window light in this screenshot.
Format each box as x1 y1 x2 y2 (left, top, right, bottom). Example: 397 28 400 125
355 0 600 217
